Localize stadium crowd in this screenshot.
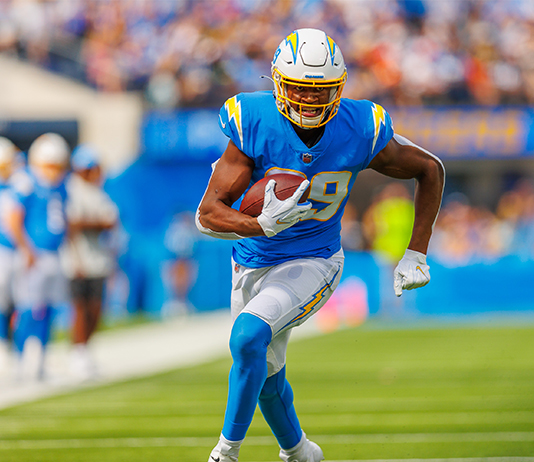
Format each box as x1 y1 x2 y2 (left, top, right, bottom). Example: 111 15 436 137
1 0 534 108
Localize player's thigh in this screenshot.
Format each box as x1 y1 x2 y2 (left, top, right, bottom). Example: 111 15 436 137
41 252 68 307
243 250 344 336
13 252 66 308
230 258 271 321
13 252 43 307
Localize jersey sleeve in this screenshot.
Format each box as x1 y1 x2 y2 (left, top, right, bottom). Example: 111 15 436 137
362 101 394 169
219 94 246 152
9 170 33 209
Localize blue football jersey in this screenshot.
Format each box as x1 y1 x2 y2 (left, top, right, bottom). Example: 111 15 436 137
11 169 67 251
218 91 394 268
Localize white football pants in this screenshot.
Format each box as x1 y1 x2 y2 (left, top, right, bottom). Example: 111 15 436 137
0 245 15 314
13 250 68 310
231 249 344 377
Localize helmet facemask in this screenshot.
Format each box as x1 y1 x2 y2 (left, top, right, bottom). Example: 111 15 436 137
273 68 346 129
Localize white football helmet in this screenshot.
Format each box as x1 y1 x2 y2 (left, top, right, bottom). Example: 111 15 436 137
28 133 70 185
271 28 347 129
28 133 70 166
0 136 19 180
0 136 18 165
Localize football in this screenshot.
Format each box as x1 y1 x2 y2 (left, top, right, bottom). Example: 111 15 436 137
239 173 310 217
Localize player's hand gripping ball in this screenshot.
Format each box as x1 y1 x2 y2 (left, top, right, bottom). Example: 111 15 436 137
239 173 311 217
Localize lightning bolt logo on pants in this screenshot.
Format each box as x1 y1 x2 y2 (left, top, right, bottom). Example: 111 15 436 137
283 267 340 329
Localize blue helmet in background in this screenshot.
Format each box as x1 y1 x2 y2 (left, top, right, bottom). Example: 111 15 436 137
71 144 100 171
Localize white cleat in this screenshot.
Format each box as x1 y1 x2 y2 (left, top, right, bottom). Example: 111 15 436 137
279 432 324 462
207 435 241 462
207 452 238 462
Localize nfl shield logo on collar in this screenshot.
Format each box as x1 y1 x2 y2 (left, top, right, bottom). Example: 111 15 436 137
302 153 313 164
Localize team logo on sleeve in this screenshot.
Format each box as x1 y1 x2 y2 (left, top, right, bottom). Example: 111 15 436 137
224 96 244 150
371 103 387 153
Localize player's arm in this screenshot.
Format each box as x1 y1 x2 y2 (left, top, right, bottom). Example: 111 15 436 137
197 140 310 239
68 219 115 236
197 140 265 238
367 134 445 296
368 134 444 253
6 205 35 267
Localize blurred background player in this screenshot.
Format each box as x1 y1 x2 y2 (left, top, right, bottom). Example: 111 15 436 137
0 137 21 372
61 144 118 379
8 133 70 381
161 210 199 318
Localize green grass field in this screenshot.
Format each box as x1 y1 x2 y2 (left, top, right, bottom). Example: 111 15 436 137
1 321 533 461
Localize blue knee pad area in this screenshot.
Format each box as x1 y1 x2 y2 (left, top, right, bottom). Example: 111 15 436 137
223 313 272 442
259 366 302 449
13 307 53 353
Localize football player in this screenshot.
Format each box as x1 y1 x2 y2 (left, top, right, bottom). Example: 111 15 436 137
0 137 21 370
197 29 445 462
8 133 70 381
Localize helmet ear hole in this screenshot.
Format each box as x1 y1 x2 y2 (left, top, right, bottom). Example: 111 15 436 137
271 28 347 129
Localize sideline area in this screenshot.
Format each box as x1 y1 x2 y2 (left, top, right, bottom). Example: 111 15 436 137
0 309 321 410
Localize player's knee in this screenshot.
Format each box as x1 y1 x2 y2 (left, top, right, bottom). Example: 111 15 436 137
260 370 281 400
230 313 272 361
260 367 291 401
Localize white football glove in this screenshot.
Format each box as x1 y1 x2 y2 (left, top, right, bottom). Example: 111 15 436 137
257 179 312 237
393 249 430 297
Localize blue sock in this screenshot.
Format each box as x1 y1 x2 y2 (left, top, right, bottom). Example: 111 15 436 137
0 312 9 340
259 366 302 449
222 313 272 441
13 306 53 353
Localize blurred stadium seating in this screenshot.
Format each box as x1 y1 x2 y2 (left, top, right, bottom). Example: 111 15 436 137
0 0 533 320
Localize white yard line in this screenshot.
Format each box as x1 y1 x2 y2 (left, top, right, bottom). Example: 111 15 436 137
1 432 534 450
324 459 534 462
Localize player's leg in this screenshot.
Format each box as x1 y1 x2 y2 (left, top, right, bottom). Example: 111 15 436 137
248 251 344 461
209 312 272 462
12 251 43 380
71 278 89 345
86 277 105 339
72 277 104 379
209 252 343 461
0 246 14 371
70 278 92 378
30 254 57 380
258 364 301 448
11 306 50 380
